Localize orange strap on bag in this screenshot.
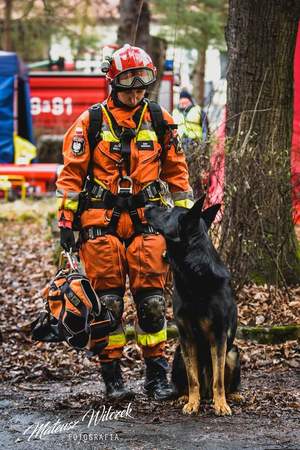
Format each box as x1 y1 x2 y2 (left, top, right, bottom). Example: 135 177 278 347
31 251 117 355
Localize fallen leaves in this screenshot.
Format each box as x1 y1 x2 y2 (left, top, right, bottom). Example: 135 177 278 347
237 284 300 326
0 200 299 421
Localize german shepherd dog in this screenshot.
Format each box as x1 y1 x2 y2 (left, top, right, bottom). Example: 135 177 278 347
145 197 240 416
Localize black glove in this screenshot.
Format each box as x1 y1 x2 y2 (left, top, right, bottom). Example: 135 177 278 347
60 227 76 252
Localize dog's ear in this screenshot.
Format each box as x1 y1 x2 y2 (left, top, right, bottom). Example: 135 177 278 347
201 204 221 229
189 195 205 218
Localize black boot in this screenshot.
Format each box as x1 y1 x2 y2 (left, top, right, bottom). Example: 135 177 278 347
144 357 175 401
100 360 135 401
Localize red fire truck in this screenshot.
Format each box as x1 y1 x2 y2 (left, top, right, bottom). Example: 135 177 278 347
29 71 174 139
0 69 174 196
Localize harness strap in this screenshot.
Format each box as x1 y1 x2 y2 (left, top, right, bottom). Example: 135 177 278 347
145 100 168 160
119 128 136 175
102 101 147 176
60 282 88 319
87 104 103 179
80 223 157 247
84 179 162 211
81 101 170 242
82 180 161 241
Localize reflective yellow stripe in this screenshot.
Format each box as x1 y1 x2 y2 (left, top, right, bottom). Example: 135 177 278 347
136 102 148 131
56 198 79 212
102 130 119 142
174 199 194 209
136 129 158 142
101 106 119 141
136 328 167 347
56 189 80 200
107 332 126 347
102 101 149 143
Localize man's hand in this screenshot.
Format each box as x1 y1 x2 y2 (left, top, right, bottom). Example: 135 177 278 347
60 227 76 252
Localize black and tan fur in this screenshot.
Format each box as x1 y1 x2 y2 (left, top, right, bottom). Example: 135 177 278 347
145 197 240 415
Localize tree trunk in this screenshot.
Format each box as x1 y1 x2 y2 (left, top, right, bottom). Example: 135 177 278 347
148 35 167 101
117 0 166 101
221 0 300 285
3 0 13 51
194 47 206 106
117 0 150 51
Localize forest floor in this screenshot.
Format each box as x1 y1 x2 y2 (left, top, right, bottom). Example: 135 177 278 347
0 199 299 450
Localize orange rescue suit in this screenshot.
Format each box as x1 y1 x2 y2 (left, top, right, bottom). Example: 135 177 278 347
56 96 193 358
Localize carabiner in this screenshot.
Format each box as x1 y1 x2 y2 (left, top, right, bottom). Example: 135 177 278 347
117 176 133 195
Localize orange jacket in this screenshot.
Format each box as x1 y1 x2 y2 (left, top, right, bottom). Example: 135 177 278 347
56 96 193 237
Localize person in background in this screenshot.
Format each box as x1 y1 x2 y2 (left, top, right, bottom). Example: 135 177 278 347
172 89 210 198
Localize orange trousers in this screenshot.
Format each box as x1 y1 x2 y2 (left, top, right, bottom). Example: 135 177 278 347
79 232 169 359
80 233 168 293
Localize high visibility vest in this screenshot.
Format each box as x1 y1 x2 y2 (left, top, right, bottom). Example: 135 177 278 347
101 102 158 146
172 105 203 140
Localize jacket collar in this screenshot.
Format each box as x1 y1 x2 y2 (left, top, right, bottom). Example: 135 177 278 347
106 95 144 129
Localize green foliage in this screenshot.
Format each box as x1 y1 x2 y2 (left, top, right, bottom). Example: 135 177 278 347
237 325 300 344
151 0 227 50
0 0 101 61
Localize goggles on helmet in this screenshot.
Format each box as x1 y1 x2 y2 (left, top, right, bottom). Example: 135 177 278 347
114 67 156 89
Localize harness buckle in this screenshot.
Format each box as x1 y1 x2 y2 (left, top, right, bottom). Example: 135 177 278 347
92 184 105 199
118 176 133 195
145 184 157 199
88 228 95 240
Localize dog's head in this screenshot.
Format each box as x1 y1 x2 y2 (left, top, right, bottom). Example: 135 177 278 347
145 196 221 245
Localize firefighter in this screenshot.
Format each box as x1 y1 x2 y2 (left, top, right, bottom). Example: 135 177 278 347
56 44 193 402
172 89 209 197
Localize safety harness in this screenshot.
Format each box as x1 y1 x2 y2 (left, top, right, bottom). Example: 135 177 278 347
77 98 176 245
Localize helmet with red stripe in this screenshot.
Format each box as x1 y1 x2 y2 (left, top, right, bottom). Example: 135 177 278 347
103 44 157 90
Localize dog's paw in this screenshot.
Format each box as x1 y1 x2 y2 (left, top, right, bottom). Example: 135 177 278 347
182 399 200 415
214 399 232 416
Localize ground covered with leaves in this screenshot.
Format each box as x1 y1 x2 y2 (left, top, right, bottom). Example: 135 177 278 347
0 199 299 449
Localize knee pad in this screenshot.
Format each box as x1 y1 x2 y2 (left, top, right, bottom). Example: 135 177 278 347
135 289 166 333
97 290 124 324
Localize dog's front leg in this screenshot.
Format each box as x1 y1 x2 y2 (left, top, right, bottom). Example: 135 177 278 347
210 338 232 416
179 338 200 415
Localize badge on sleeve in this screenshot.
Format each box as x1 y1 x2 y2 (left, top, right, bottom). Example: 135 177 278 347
71 136 85 155
174 135 184 154
71 128 85 156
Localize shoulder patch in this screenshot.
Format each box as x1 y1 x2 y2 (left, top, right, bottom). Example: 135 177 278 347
174 135 184 154
71 136 85 155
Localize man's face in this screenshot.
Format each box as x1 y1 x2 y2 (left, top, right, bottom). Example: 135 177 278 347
179 97 193 109
117 88 146 107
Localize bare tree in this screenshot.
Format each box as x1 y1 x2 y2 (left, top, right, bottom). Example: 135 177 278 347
220 0 300 285
117 0 166 100
2 0 13 51
117 0 150 51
